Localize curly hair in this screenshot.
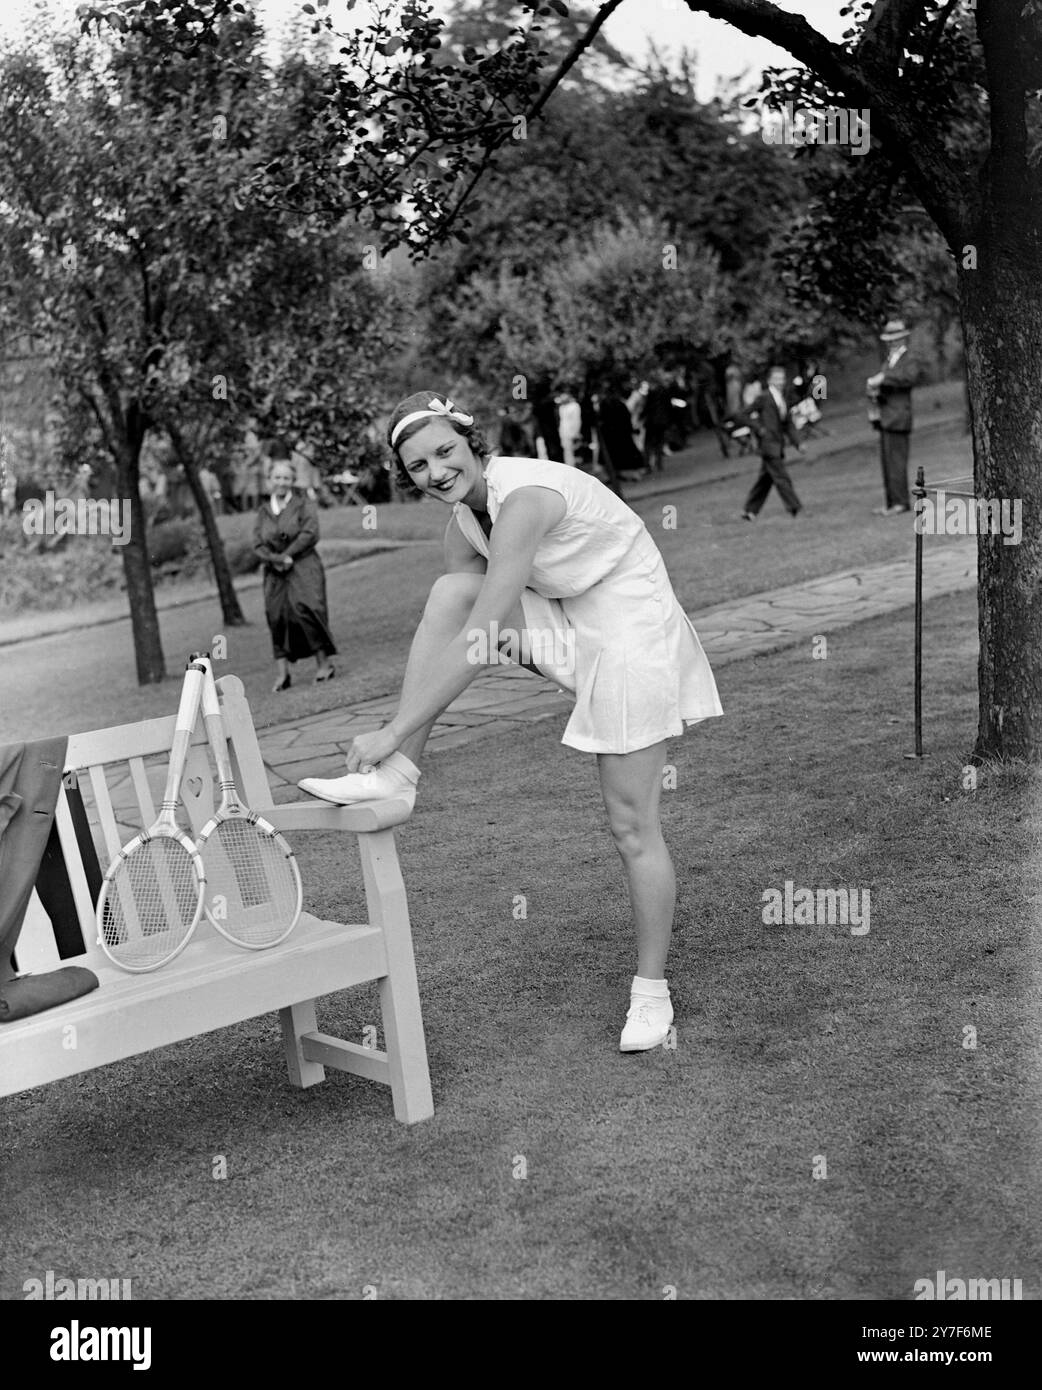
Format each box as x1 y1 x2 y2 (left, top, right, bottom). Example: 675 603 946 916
387 390 492 496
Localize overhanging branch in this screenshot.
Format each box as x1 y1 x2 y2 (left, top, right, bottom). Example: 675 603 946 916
416 0 628 249
524 0 628 125
859 0 932 77
683 0 973 245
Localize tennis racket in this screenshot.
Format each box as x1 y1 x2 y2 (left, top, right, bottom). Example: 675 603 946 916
96 657 208 972
196 655 303 947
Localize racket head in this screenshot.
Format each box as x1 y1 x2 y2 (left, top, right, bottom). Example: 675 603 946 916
197 811 303 948
96 828 206 973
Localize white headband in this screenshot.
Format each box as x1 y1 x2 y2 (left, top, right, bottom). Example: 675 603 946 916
390 397 474 448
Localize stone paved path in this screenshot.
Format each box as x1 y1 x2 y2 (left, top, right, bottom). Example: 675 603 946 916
257 540 976 788
96 539 975 830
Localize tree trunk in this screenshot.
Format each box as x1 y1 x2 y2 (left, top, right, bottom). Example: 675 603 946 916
959 222 1042 761
114 427 166 685
168 424 247 628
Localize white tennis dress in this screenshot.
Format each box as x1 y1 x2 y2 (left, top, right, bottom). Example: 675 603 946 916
453 457 723 754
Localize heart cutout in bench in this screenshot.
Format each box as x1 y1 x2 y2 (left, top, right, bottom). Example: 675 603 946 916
183 775 204 799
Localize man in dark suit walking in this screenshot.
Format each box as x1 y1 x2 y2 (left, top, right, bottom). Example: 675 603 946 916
739 365 803 520
867 318 918 515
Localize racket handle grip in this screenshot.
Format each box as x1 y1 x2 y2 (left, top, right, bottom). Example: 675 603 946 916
158 659 207 810
175 660 208 731
197 655 236 787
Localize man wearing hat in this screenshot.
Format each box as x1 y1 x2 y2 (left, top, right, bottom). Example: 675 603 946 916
867 319 918 515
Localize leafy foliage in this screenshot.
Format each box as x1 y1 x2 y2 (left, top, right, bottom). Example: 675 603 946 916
746 0 987 325
429 213 724 400
0 11 405 484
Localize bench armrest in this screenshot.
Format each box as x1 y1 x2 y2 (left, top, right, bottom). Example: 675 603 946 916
264 798 413 834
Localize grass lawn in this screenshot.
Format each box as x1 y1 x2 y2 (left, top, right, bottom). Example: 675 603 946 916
2 585 1038 1300
648 418 971 615
0 416 972 747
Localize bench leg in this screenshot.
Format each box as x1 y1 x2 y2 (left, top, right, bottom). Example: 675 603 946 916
360 830 435 1124
280 1000 326 1088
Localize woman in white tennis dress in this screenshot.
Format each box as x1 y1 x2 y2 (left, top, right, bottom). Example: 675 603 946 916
300 390 723 1051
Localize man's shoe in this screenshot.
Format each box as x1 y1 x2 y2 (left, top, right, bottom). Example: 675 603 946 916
740 511 756 521
619 994 674 1052
298 751 420 807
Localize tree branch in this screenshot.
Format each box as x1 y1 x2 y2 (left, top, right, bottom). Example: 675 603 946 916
525 0 628 125
126 231 155 332
79 385 114 451
920 0 960 79
398 0 630 250
859 0 931 77
430 144 501 246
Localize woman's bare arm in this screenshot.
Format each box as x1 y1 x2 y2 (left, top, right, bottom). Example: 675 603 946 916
388 487 566 742
443 512 487 574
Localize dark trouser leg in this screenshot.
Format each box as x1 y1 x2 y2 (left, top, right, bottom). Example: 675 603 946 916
881 430 911 508
743 461 774 515
763 454 801 514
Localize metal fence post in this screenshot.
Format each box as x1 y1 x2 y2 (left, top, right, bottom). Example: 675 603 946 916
912 465 926 758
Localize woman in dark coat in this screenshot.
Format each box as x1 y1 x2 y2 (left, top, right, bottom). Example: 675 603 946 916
254 457 337 691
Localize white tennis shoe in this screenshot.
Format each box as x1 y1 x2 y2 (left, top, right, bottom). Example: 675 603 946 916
619 993 674 1052
298 751 420 807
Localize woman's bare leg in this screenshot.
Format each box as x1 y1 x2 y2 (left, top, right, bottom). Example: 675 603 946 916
597 739 674 977
302 571 533 801
394 572 526 766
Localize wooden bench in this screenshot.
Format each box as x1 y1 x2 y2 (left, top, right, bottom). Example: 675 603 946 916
1 675 434 1124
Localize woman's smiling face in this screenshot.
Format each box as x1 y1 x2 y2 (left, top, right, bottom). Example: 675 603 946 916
397 419 486 507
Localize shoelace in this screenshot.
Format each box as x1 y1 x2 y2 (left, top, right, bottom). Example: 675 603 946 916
627 997 668 1023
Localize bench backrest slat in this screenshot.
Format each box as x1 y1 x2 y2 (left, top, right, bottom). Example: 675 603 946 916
54 783 106 967
180 743 218 831
18 890 64 972
216 679 276 811
87 763 124 864
127 755 156 825
65 714 205 768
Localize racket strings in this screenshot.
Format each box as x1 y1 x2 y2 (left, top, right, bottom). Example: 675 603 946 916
201 819 299 945
100 839 202 968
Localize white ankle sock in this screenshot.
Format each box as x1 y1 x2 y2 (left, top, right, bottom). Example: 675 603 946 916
632 975 669 998
381 751 421 784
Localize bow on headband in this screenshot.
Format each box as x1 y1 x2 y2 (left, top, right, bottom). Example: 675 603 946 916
390 397 475 447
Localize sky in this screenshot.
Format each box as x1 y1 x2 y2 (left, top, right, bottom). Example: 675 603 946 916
0 0 849 102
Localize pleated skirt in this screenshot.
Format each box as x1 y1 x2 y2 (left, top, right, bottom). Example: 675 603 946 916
517 529 723 754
